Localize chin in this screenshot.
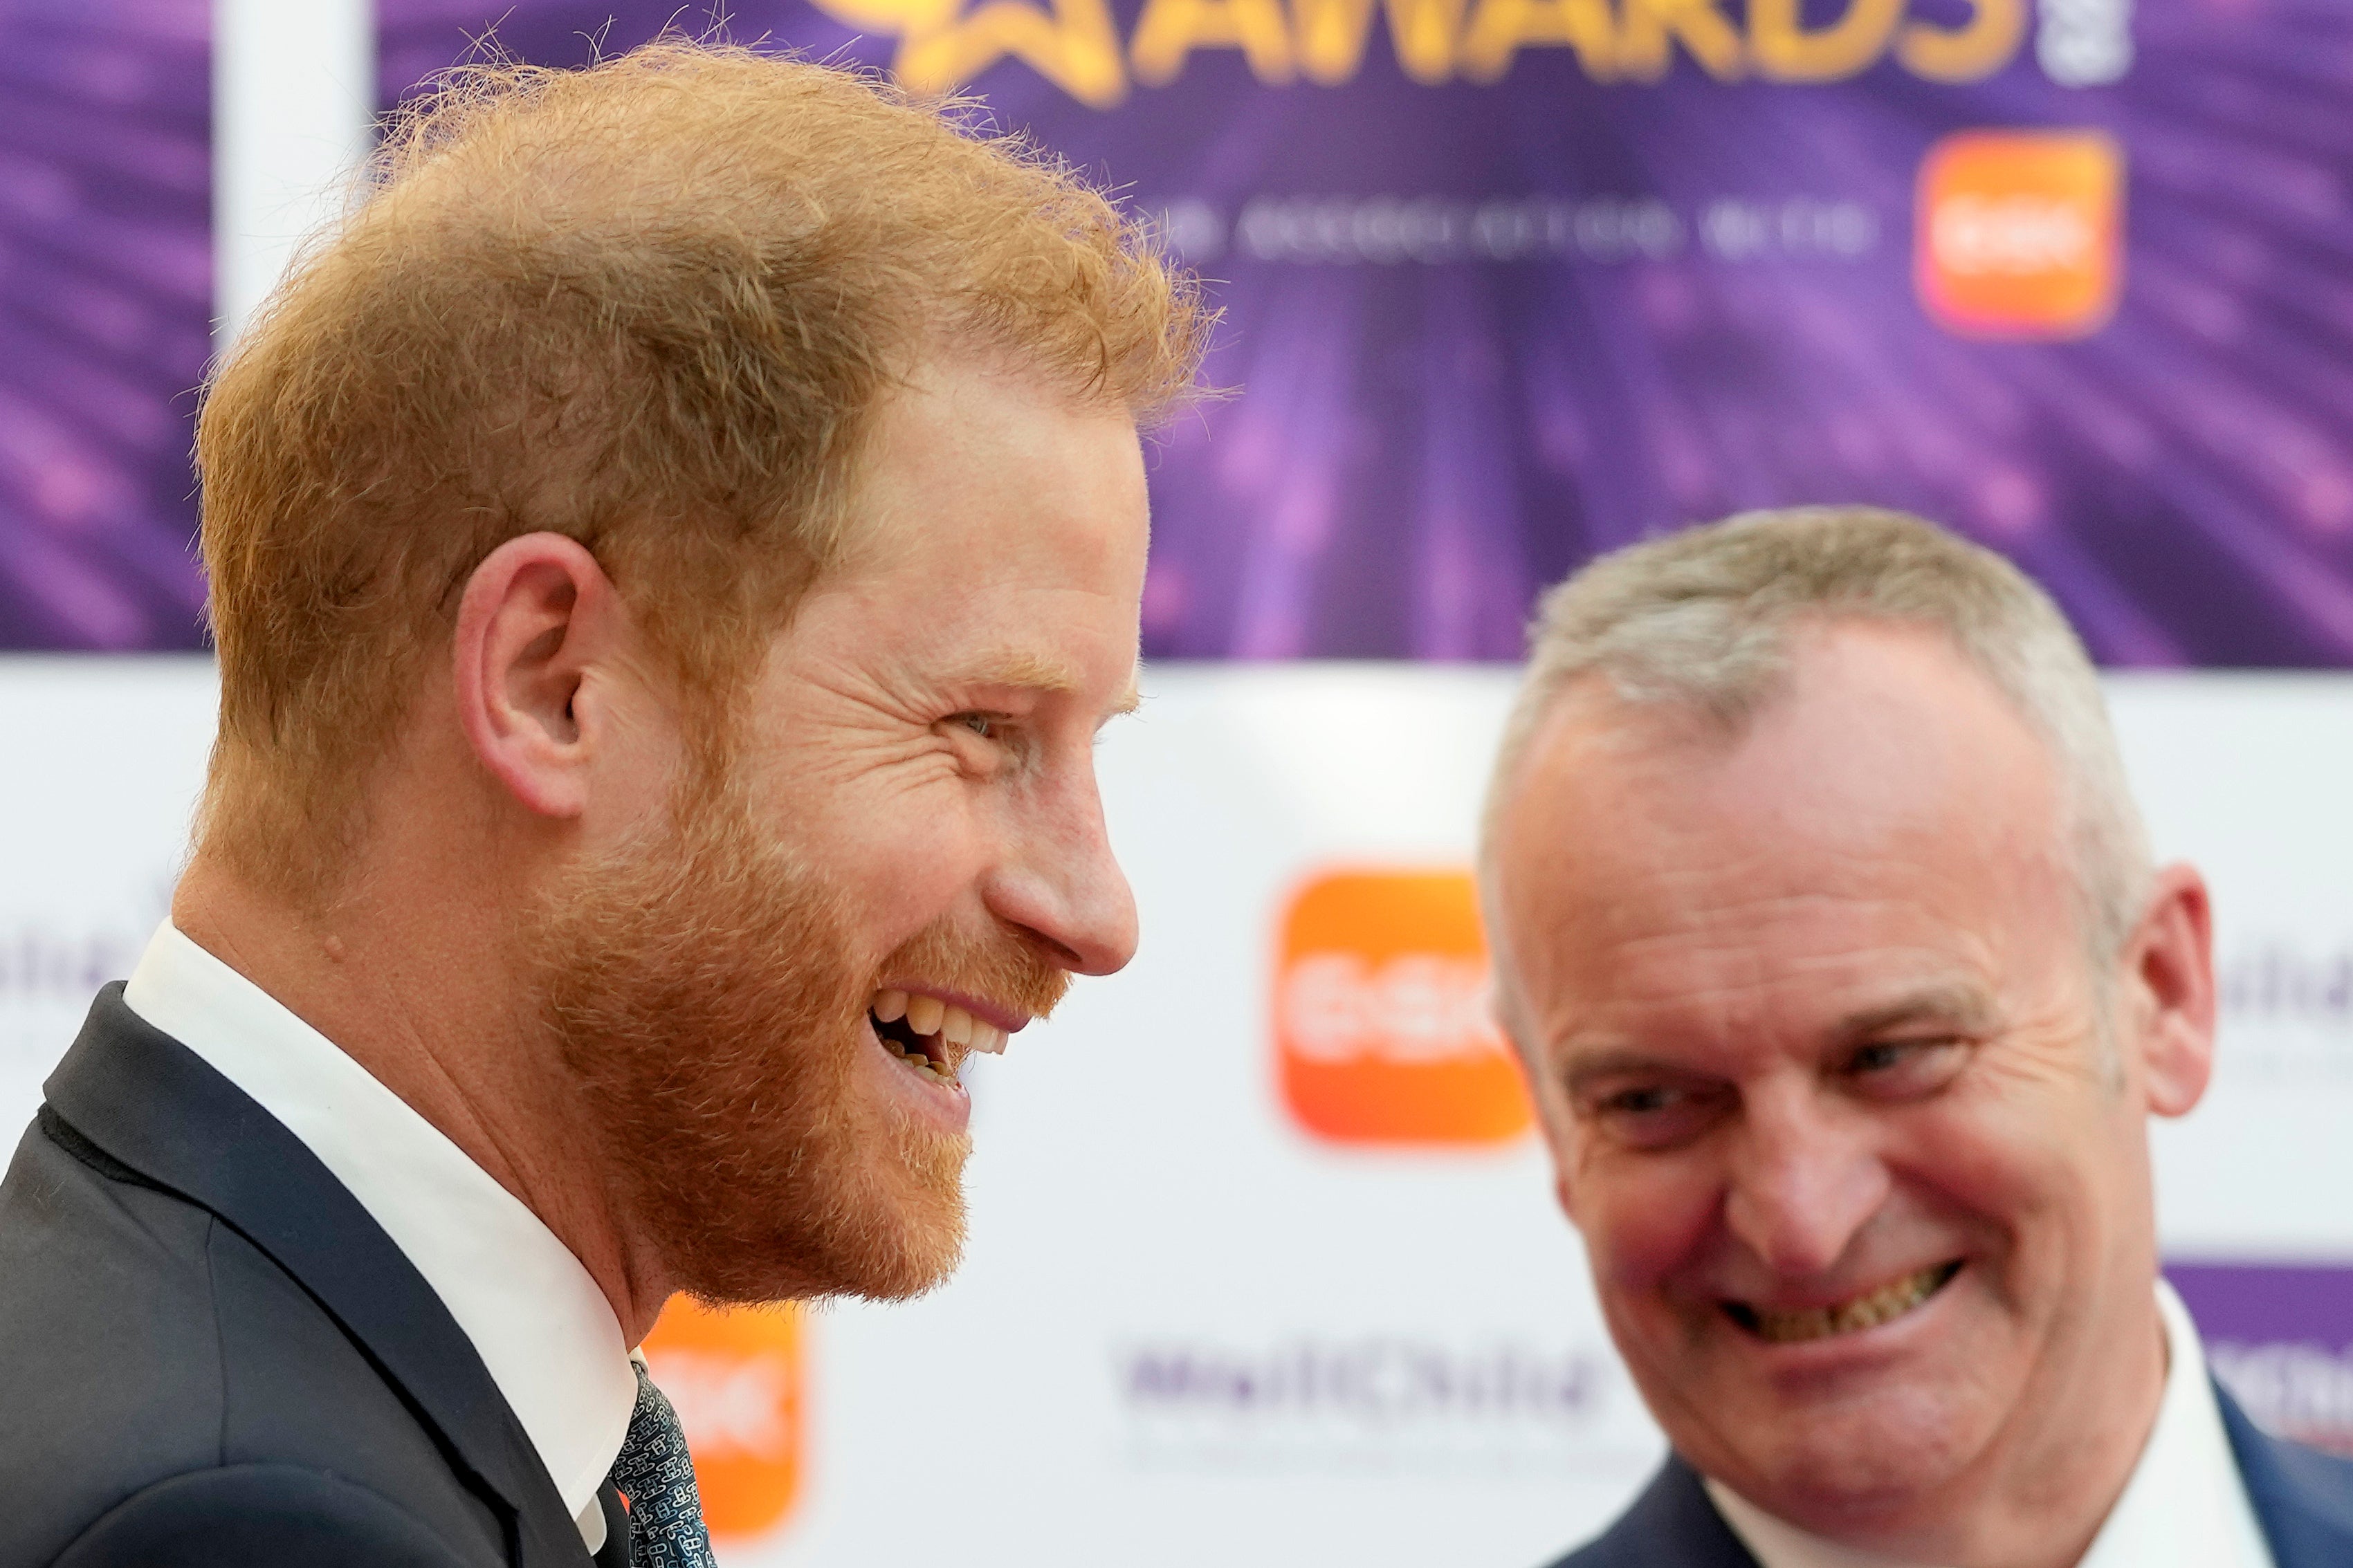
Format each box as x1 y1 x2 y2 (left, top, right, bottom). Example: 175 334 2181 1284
652 1114 975 1307
1724 1387 1986 1534
850 1141 974 1301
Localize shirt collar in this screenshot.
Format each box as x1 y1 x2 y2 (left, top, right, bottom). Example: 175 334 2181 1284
122 921 639 1534
1703 1280 2274 1568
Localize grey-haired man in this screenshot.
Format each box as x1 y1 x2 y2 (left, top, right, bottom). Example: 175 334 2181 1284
1481 508 2353 1568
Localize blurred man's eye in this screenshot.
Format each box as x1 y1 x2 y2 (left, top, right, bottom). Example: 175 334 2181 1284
953 712 997 739
1844 1038 1967 1098
1582 1081 1727 1150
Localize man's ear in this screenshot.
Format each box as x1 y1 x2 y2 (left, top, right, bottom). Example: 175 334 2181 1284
451 533 629 820
2123 863 2217 1118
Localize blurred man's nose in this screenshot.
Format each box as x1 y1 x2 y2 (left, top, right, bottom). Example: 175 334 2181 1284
983 766 1139 977
1721 1082 1891 1278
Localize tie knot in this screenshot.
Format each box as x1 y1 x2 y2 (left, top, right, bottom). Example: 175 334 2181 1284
608 1358 717 1567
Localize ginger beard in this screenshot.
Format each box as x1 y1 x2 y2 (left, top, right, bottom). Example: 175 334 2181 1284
525 772 1070 1306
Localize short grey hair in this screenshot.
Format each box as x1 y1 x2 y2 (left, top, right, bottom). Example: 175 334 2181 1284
1481 506 2152 963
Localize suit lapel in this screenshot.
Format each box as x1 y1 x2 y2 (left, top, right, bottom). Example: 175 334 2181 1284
2213 1378 2353 1568
1567 1455 1760 1567
43 985 589 1568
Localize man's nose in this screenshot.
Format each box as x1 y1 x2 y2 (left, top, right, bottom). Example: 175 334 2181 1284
1721 1087 1891 1278
982 768 1139 977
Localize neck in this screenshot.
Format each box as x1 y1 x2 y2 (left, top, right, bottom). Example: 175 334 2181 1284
171 852 676 1345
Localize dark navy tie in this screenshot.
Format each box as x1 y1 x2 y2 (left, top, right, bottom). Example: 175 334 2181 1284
609 1358 717 1567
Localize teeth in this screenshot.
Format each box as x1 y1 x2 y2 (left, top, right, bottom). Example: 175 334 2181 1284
904 994 945 1037
870 989 1007 1060
1743 1264 1957 1345
877 1034 960 1086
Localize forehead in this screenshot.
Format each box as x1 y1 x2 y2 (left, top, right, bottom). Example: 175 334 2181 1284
848 356 1148 581
796 356 1149 688
1492 624 2080 1047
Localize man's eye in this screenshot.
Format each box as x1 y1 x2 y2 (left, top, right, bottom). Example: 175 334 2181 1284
1606 1085 1681 1116
953 713 996 739
1580 1080 1726 1150
1850 1039 1948 1073
1844 1037 1968 1097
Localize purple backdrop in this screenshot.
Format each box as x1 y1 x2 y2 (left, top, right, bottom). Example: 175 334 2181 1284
0 0 210 650
10 1 2353 658
373 0 2353 665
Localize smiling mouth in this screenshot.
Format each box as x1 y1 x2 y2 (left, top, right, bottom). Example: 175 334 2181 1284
1722 1261 1965 1345
868 988 1008 1089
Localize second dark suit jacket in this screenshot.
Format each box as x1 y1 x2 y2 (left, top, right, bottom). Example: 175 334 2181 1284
0 986 633 1568
1550 1381 2353 1567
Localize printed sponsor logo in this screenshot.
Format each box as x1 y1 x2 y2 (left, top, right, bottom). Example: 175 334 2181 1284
1916 129 2122 339
1112 1331 1655 1476
0 878 170 1007
2222 941 2353 1029
2204 939 2353 1080
0 885 174 1089
2038 0 2132 86
1119 1336 1606 1425
2206 1340 2353 1457
2167 1262 2353 1457
0 927 152 1005
1273 868 1532 1146
639 1300 807 1541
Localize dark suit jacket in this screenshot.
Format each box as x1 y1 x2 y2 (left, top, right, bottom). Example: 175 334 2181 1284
1548 1378 2353 1567
0 986 633 1568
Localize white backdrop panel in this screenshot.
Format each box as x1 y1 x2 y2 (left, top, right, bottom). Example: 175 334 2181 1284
5 658 2352 1566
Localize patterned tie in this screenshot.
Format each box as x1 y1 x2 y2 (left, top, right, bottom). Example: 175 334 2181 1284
609 1358 717 1567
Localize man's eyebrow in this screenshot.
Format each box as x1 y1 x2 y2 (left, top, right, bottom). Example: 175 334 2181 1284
1559 1044 1693 1100
1831 985 2000 1042
951 649 1079 692
946 650 1141 715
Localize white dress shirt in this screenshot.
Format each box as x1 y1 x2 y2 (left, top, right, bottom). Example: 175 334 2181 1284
123 921 638 1551
1705 1280 2275 1568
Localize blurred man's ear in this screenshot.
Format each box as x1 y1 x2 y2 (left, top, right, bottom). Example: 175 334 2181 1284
2124 863 2217 1118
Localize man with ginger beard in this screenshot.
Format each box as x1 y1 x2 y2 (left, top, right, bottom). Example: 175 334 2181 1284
1483 509 2353 1568
0 41 1207 1568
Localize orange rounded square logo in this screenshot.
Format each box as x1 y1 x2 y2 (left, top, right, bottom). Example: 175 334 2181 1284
1916 129 2123 339
639 1300 806 1542
1274 868 1533 1146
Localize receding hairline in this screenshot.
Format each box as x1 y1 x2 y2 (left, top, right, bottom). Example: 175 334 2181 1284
1481 506 2153 1022
1488 609 2081 903
1492 604 2055 816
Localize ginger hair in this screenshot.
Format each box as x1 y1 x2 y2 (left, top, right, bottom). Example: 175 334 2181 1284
194 40 1211 899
